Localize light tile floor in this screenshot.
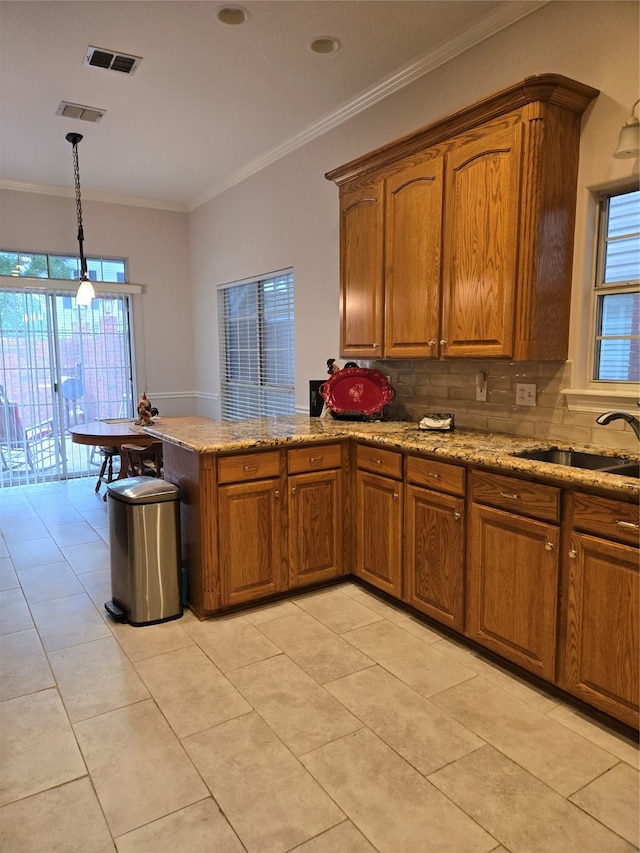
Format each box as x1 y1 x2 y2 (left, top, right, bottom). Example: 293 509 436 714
0 479 638 853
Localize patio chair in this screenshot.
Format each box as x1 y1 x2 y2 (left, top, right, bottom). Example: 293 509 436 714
0 389 56 472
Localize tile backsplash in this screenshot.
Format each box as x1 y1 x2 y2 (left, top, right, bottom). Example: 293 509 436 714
366 359 639 453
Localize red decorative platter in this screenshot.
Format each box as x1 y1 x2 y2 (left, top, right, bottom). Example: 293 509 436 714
319 368 395 415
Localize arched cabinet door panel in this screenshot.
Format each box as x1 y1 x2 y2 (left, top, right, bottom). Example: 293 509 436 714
340 179 384 358
442 123 522 358
384 151 444 358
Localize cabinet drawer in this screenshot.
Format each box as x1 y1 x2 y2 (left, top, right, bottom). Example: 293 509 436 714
357 444 403 480
406 455 465 496
218 450 281 484
571 492 640 547
288 443 342 474
471 470 560 523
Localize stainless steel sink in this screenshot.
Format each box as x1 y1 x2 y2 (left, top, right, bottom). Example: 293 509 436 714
600 461 640 478
511 449 625 469
511 448 639 477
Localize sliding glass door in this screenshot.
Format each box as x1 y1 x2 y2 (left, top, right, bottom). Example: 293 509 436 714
0 287 134 487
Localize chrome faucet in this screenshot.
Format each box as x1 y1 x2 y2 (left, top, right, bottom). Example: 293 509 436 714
595 410 640 440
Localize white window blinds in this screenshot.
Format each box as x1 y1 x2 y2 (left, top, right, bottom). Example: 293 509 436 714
218 269 295 420
594 188 640 382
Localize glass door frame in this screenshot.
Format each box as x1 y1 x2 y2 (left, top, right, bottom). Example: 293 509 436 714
0 277 140 487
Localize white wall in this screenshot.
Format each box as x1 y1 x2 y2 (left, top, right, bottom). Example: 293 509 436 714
0 189 195 416
189 0 639 436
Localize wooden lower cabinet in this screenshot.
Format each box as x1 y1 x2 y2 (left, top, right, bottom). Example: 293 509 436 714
217 477 285 607
355 468 403 596
467 502 559 680
404 484 465 630
559 491 640 728
289 468 343 586
168 434 638 730
561 532 639 728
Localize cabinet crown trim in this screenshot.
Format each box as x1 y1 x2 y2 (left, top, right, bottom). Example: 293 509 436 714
325 73 599 185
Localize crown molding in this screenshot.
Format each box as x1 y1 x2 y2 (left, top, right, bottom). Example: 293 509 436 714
0 180 187 213
188 0 549 211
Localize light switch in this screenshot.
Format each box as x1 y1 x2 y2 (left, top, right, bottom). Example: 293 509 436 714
516 383 537 406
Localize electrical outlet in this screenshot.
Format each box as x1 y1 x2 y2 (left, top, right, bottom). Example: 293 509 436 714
516 382 537 406
475 371 487 402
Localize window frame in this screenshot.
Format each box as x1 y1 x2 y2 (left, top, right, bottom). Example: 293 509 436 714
218 268 295 421
589 185 639 386
0 249 128 283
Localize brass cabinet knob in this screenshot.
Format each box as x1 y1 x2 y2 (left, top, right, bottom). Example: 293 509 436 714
568 549 578 559
544 542 554 551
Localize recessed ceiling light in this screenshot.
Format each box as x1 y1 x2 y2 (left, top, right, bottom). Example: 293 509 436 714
309 37 341 55
217 5 250 25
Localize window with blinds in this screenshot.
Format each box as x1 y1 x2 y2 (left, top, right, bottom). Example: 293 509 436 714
218 269 295 420
593 187 640 382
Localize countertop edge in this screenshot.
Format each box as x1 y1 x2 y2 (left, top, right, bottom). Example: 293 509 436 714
144 416 640 496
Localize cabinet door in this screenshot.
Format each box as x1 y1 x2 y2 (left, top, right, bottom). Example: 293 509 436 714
442 123 523 357
289 469 343 587
218 479 284 606
405 484 465 630
384 153 444 358
355 469 402 595
563 532 639 728
467 502 559 679
340 178 384 357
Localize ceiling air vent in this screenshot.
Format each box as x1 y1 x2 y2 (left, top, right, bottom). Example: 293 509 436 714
56 101 106 123
84 46 142 75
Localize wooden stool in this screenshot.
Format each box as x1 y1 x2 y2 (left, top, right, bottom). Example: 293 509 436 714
94 446 120 496
120 441 163 478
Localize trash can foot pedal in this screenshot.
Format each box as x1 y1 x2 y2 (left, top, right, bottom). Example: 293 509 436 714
105 600 127 622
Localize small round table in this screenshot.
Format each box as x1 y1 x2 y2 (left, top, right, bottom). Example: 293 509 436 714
69 421 155 493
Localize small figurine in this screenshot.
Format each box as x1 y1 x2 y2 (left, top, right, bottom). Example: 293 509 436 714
135 392 154 426
327 358 359 375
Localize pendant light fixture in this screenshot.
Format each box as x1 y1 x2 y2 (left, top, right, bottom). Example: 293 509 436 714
66 132 95 305
612 99 640 159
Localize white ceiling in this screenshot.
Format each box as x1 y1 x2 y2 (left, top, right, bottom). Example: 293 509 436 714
0 0 546 211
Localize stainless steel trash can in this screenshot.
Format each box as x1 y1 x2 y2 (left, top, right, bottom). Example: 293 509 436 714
105 476 182 626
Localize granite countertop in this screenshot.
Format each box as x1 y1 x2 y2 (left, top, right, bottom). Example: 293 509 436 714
145 414 640 496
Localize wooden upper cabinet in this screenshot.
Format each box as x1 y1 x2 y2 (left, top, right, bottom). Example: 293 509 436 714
327 74 599 361
384 151 444 358
441 123 522 358
340 178 384 358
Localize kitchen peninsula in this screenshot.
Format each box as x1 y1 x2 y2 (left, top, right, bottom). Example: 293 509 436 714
146 415 639 728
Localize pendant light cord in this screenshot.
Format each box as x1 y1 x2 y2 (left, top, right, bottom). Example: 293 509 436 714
66 132 88 279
